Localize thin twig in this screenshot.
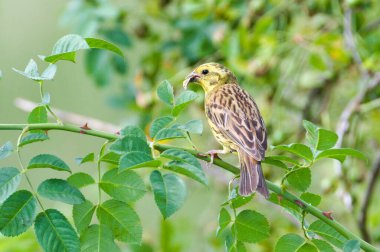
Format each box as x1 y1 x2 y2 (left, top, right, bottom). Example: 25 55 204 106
359 154 380 243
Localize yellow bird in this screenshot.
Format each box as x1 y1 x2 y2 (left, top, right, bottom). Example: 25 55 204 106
183 63 269 198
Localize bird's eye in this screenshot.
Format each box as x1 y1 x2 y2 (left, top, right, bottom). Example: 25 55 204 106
202 69 209 75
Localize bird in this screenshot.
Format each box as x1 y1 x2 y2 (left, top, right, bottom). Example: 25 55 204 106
183 63 269 198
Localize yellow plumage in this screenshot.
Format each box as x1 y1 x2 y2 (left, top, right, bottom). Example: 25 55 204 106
183 63 269 197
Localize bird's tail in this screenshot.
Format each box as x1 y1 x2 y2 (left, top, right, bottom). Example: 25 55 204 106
238 150 269 198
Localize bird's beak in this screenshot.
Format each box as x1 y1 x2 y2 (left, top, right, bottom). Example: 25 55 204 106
183 72 200 89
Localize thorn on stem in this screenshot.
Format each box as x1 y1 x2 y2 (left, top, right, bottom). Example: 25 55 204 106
323 211 334 220
295 199 306 208
80 123 91 130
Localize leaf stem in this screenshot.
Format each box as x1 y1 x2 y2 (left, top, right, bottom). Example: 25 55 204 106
0 123 378 252
39 82 62 125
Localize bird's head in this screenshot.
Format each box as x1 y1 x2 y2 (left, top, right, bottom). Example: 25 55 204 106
183 63 237 93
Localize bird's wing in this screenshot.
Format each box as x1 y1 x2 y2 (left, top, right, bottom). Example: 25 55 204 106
206 85 267 161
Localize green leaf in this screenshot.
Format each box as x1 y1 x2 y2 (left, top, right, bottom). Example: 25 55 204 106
300 192 321 207
120 125 146 140
44 34 123 63
222 187 253 208
73 200 95 234
150 170 186 219
308 220 347 248
37 179 85 204
172 90 198 117
100 169 146 203
234 210 270 243
28 106 47 124
35 209 80 252
216 208 231 236
311 239 336 252
262 157 289 170
27 154 71 173
274 144 314 162
85 38 124 58
264 155 300 166
0 190 37 236
67 173 95 188
343 240 360 252
80 224 120 252
316 129 338 151
0 141 13 160
157 80 174 106
19 133 49 147
268 193 302 221
164 160 207 185
154 128 186 141
298 243 318 252
286 168 311 192
97 199 142 243
0 167 21 203
303 120 319 148
150 116 174 138
75 152 95 165
110 136 150 155
13 59 57 81
119 151 161 172
160 149 201 169
100 152 121 165
275 234 305 252
178 119 203 134
315 148 367 162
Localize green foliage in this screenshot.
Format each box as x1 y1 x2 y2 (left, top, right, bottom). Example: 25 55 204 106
343 240 360 252
37 179 85 205
150 170 186 219
157 80 174 106
27 154 71 172
13 59 57 81
67 172 95 188
234 210 270 243
19 133 49 147
0 141 13 160
73 200 96 235
75 152 94 164
34 209 80 252
0 167 21 203
308 220 348 248
80 224 120 252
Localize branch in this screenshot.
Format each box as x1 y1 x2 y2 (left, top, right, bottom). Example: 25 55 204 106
359 154 380 242
0 123 378 252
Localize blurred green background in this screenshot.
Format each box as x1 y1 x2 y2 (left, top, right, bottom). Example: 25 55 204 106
1 0 380 251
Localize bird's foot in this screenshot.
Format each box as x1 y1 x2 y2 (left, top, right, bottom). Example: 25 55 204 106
202 149 229 168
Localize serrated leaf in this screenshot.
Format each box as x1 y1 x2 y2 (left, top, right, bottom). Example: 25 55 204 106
157 80 174 106
274 144 314 162
27 154 71 172
110 136 151 155
75 152 95 165
44 34 89 63
100 152 121 165
73 200 95 234
120 125 146 140
275 234 305 252
85 38 124 58
12 59 55 81
160 149 201 169
308 220 347 248
0 167 21 203
19 133 49 147
67 173 95 188
154 128 186 141
0 190 37 236
234 210 270 243
315 148 366 162
343 240 360 252
119 151 161 172
286 168 311 192
178 119 203 134
311 239 336 252
100 169 146 203
164 160 207 185
172 90 198 116
216 208 231 236
300 192 321 207
37 179 85 204
262 157 288 170
150 116 174 138
28 106 47 124
35 209 80 252
96 199 142 243
268 193 302 221
303 120 319 149
316 129 338 151
150 171 186 219
81 224 120 252
0 141 13 160
265 155 301 166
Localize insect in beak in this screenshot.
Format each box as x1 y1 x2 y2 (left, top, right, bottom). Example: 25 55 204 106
183 72 200 89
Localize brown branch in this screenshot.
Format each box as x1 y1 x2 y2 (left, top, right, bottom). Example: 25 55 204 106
359 154 380 242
